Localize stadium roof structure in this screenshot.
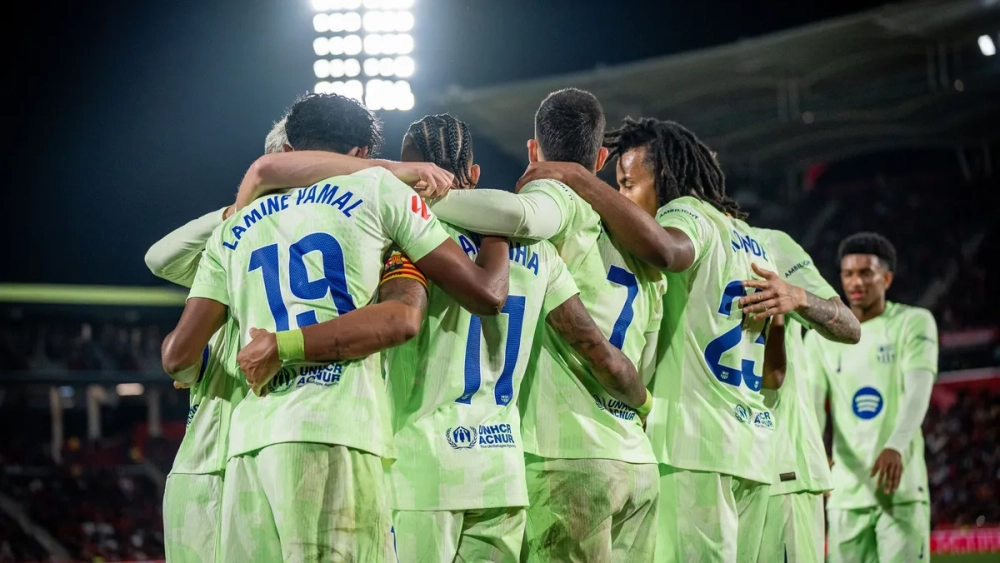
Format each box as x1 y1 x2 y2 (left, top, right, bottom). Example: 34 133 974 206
433 0 1000 171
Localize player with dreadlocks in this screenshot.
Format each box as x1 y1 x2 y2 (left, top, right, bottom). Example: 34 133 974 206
383 113 642 562
516 116 849 562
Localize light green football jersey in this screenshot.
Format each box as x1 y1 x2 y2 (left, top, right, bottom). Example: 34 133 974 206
805 301 938 509
517 180 665 464
647 196 778 483
189 167 451 460
387 224 579 511
753 228 837 495
169 318 247 475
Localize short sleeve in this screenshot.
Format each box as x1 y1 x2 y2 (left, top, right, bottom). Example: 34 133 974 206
542 248 579 316
188 236 229 306
518 179 576 240
377 168 451 262
645 279 666 332
901 308 939 376
655 198 712 266
380 251 427 288
767 230 838 300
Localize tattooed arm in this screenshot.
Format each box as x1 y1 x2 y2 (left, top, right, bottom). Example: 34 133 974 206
545 295 646 408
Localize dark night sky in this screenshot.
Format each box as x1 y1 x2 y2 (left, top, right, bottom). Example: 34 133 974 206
5 0 886 286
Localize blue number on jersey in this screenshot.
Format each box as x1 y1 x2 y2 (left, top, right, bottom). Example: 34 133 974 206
248 233 356 331
457 295 527 406
607 266 638 350
703 280 766 391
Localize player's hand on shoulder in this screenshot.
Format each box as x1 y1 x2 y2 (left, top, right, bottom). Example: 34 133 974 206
870 448 904 495
386 161 455 199
237 328 282 395
514 161 587 192
740 262 807 319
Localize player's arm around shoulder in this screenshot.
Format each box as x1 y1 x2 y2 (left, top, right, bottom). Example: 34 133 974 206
145 206 230 288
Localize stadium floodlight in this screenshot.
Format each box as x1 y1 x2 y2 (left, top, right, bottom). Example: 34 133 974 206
345 79 364 101
330 58 346 78
342 0 361 9
344 12 362 32
314 59 332 78
364 34 384 55
395 11 414 32
344 35 363 55
329 13 345 33
379 57 395 77
363 11 387 32
344 58 361 77
328 36 345 56
364 0 383 8
395 80 414 111
313 13 330 32
394 56 414 78
979 34 996 56
364 58 380 76
331 81 346 95
396 33 413 54
313 37 330 56
312 0 332 11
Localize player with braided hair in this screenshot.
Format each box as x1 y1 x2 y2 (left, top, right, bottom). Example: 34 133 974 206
385 113 641 562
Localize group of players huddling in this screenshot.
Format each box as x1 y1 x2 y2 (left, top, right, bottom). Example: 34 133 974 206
150 88 938 562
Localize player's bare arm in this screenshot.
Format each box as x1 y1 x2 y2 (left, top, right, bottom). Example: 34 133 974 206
740 263 861 344
236 277 429 391
414 236 510 317
161 298 228 383
761 314 786 389
235 151 455 209
516 161 695 272
546 294 647 408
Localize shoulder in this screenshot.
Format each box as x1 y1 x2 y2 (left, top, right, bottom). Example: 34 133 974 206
890 302 937 328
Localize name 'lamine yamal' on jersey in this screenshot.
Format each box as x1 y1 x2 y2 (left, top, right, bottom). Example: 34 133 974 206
386 223 580 512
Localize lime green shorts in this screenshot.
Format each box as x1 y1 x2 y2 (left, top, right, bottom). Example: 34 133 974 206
522 454 659 563
392 507 525 563
163 472 223 563
220 443 394 563
655 465 770 563
757 492 824 563
827 502 930 563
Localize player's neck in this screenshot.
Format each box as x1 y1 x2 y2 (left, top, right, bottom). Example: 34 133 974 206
851 298 886 324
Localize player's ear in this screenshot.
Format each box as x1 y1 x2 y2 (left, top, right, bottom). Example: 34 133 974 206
527 139 539 163
468 164 481 188
594 146 610 172
282 143 294 152
883 271 894 290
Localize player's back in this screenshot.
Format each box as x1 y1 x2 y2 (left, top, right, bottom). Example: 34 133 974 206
387 224 577 511
807 301 937 508
648 196 777 483
202 167 450 461
517 179 664 464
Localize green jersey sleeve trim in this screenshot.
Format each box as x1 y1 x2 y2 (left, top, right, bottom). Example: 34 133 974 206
542 266 580 317
375 168 453 263
655 199 708 265
399 227 451 263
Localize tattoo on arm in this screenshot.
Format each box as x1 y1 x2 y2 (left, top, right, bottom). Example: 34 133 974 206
801 294 861 344
378 278 429 314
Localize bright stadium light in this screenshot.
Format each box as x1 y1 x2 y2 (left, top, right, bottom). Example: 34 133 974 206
314 59 331 78
379 57 395 76
364 34 383 54
394 56 414 77
364 58 380 76
313 13 329 32
396 33 413 54
343 0 362 8
364 0 383 8
363 11 387 32
329 12 345 32
345 79 364 101
344 12 362 32
344 35 363 55
330 58 345 77
395 11 414 32
328 36 345 55
344 58 361 77
312 0 332 11
395 80 414 110
313 37 330 56
331 81 346 95
980 34 996 56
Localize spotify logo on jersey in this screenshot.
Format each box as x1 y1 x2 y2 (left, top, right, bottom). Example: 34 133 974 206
852 387 884 419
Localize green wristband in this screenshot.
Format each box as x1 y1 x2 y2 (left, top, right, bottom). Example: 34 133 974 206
636 390 653 417
275 329 305 361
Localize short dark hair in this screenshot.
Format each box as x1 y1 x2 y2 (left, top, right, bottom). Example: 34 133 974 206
284 93 383 155
403 114 475 187
838 232 897 271
604 117 743 218
534 88 605 168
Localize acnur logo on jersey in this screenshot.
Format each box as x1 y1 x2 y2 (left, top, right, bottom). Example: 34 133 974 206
852 387 884 419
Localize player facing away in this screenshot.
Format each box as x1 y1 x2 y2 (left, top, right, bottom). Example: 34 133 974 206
805 233 938 563
385 114 644 562
160 93 512 562
145 117 289 563
741 228 862 563
517 117 796 562
427 89 664 562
